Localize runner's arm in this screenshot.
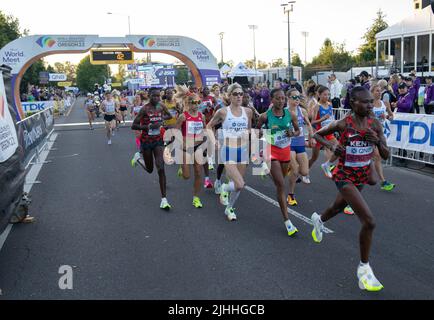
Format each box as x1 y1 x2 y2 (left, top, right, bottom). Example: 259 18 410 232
366 119 390 160
160 103 173 120
255 112 268 138
288 109 300 137
314 119 345 153
131 109 149 131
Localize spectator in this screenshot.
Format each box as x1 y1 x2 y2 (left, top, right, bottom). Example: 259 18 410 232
289 78 303 94
327 74 343 108
377 79 396 112
424 76 434 115
389 74 401 97
358 71 370 90
409 71 421 113
343 79 356 110
392 82 413 113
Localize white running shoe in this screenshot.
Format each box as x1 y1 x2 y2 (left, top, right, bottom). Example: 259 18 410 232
321 163 333 179
131 152 141 167
225 207 237 221
160 198 171 210
108 139 112 145
220 189 229 206
357 264 384 291
214 180 222 195
285 220 298 236
302 175 311 184
311 212 324 243
112 131 115 137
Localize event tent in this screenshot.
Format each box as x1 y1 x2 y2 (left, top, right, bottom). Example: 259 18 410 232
227 62 263 78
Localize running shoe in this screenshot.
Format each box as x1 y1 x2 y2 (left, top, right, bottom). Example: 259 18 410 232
108 139 112 145
220 189 229 206
302 176 311 184
357 264 384 292
208 157 215 171
192 196 203 208
112 131 115 136
381 181 395 191
287 194 298 206
285 220 298 236
160 198 171 210
204 178 213 189
225 207 237 221
344 205 355 215
177 166 183 178
311 212 324 243
214 180 222 195
321 163 333 179
131 152 141 167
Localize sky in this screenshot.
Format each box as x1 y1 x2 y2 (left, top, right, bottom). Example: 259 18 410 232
2 0 415 67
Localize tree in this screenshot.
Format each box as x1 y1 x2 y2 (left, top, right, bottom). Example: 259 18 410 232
0 10 28 48
244 60 255 69
308 38 354 71
53 61 77 82
291 54 303 67
20 60 47 93
114 65 126 84
357 10 388 64
174 66 190 85
218 60 234 68
271 58 286 68
76 55 111 92
257 60 269 69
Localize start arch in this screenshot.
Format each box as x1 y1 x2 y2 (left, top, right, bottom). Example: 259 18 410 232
0 35 221 120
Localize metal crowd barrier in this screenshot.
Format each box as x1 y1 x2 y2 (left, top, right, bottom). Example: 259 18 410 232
331 108 434 167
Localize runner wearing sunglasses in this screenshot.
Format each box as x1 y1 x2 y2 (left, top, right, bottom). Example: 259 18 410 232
256 88 300 236
311 86 389 292
286 89 315 206
175 85 207 208
207 83 253 221
131 88 174 210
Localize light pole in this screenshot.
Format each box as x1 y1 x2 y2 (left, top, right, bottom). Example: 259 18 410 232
218 32 224 64
107 12 131 35
248 25 258 78
301 31 309 64
281 1 295 80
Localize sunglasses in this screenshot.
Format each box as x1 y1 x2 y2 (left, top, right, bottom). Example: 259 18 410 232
232 92 244 97
290 96 301 100
190 100 201 105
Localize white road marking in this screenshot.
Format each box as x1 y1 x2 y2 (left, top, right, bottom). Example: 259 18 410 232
245 185 334 234
55 120 133 127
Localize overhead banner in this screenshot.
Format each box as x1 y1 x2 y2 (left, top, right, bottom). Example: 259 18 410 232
0 71 19 162
137 64 176 88
21 101 55 113
384 113 434 154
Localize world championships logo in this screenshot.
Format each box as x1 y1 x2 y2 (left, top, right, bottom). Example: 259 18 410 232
139 37 156 48
36 36 56 48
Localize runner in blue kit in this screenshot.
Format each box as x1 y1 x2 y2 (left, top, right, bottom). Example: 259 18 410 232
370 84 395 191
287 88 314 206
207 83 253 221
311 86 390 292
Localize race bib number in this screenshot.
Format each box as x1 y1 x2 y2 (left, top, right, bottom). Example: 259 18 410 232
273 131 291 149
344 145 373 167
187 121 203 135
148 127 161 136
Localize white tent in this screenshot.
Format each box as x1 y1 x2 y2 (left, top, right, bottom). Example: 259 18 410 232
228 62 263 78
220 64 232 79
376 6 433 39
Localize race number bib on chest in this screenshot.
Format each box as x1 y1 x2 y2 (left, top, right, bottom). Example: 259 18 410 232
273 131 291 148
187 121 203 135
344 141 373 167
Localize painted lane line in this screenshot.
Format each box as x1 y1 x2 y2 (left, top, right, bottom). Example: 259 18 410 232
55 120 133 127
245 185 334 234
0 133 59 252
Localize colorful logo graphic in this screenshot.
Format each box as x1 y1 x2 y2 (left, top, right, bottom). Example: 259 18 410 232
36 36 56 48
139 37 156 48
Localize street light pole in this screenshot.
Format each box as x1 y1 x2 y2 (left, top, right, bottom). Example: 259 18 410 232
281 2 295 80
218 32 224 63
107 12 131 35
301 31 309 64
248 25 258 79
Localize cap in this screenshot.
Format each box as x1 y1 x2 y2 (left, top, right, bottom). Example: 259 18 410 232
398 82 408 89
359 71 369 78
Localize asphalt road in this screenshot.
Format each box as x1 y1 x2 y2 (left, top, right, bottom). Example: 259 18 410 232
0 98 433 300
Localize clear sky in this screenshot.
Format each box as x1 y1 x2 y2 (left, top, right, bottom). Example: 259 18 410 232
2 0 414 66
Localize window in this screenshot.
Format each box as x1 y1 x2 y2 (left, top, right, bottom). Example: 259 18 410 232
378 40 389 64
417 34 429 72
390 38 402 72
403 36 415 73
